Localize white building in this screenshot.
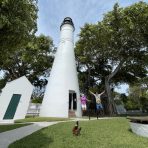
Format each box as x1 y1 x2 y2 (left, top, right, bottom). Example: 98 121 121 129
40 17 82 118
0 76 34 123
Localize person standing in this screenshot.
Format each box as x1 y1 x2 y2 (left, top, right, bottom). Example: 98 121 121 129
89 90 105 119
80 94 87 112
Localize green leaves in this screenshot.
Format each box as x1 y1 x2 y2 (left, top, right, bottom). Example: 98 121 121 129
76 1 148 87
76 2 148 113
0 0 38 53
0 35 54 88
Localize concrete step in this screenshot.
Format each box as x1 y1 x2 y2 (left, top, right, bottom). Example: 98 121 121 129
69 110 76 118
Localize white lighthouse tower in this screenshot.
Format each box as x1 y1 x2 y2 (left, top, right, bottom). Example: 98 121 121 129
40 17 82 118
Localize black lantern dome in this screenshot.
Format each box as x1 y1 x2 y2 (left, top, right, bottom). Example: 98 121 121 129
60 17 75 30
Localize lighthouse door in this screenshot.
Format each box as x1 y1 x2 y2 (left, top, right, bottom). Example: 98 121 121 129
69 90 77 110
73 93 77 110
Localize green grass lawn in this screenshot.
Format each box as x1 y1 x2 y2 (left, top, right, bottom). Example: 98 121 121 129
0 123 31 133
15 117 70 123
9 118 148 148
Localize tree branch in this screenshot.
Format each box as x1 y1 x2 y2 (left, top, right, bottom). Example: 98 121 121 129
108 60 125 81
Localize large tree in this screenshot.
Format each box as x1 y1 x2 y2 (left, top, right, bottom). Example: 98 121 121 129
0 0 38 57
76 2 148 115
0 35 54 89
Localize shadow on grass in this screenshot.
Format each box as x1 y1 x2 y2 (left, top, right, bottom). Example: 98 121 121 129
128 128 133 133
9 128 53 148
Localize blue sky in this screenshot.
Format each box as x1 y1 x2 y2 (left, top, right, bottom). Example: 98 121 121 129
37 0 148 45
37 0 148 94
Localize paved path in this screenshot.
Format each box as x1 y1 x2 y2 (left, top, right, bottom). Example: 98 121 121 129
0 122 58 148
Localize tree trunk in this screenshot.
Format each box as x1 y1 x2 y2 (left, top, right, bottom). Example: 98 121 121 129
105 60 124 115
105 76 116 115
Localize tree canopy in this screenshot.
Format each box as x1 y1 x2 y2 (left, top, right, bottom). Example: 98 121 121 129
0 1 54 102
0 0 38 55
0 0 53 88
75 1 148 114
0 35 54 89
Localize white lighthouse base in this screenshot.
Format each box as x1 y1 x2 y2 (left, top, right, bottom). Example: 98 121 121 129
40 89 82 118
